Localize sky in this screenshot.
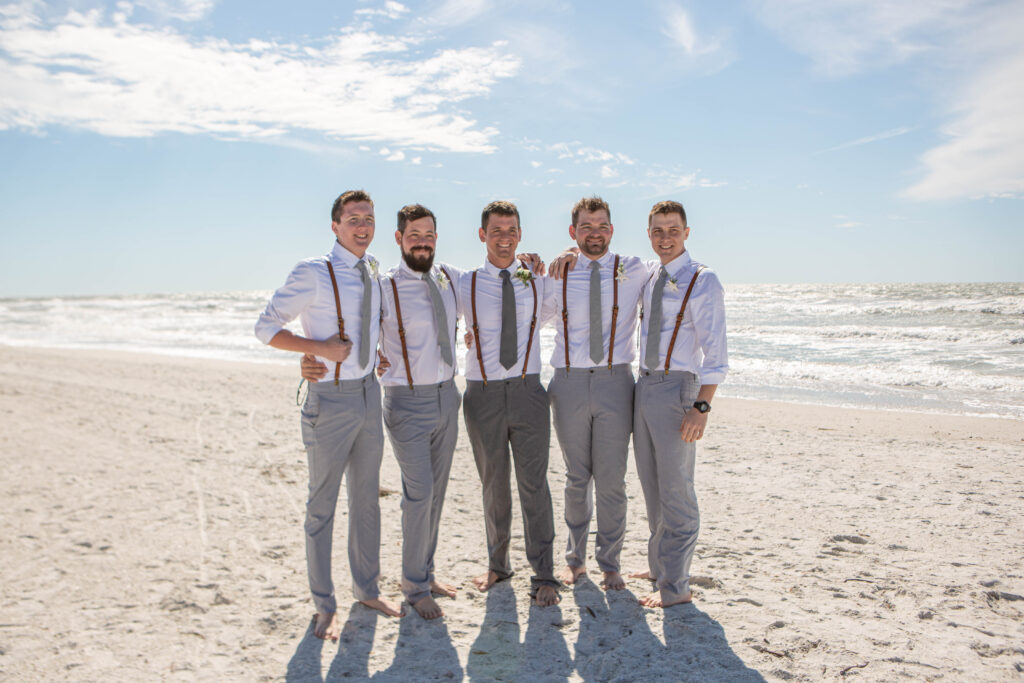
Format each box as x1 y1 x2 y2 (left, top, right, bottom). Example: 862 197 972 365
1 0 1022 297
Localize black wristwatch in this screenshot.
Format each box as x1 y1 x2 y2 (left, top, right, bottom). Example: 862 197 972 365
692 400 711 414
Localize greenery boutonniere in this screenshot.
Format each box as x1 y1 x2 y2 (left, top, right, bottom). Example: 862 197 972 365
615 262 628 282
513 266 534 285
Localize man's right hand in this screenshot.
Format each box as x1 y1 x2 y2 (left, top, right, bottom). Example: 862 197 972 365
301 354 330 381
549 246 580 280
315 334 352 363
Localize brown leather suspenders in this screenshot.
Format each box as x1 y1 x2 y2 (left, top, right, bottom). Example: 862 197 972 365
388 266 456 389
325 261 345 386
607 254 620 369
470 271 487 385
388 278 414 389
521 276 538 379
561 254 620 371
470 265 537 385
663 266 705 374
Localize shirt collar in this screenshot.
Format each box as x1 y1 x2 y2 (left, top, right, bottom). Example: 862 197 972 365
331 240 367 269
578 250 614 271
398 259 428 279
483 258 517 278
663 249 692 278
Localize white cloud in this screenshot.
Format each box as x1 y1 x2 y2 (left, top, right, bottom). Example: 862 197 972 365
530 160 542 168
904 4 1024 200
133 0 215 22
429 0 492 27
835 221 863 229
752 0 974 77
355 1 410 20
600 165 618 179
657 3 733 71
0 5 520 153
815 127 912 155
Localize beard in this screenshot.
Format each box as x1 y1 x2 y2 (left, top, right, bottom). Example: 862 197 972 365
579 238 607 257
402 247 435 273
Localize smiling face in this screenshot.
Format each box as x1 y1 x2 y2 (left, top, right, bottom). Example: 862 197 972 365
331 200 375 257
479 213 521 269
569 208 613 258
647 211 690 264
397 215 437 273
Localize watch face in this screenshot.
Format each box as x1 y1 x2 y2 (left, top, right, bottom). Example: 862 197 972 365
694 401 710 413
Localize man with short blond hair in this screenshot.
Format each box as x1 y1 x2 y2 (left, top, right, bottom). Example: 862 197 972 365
632 199 728 608
255 190 402 641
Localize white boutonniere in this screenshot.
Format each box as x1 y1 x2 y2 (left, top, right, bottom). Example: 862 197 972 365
513 267 534 285
615 263 628 282
666 277 679 293
436 271 450 290
367 257 380 279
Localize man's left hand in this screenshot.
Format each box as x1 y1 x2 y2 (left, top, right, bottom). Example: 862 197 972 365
679 408 708 443
517 252 546 276
301 353 329 382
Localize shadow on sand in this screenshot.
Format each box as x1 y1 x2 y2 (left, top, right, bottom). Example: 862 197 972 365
285 602 377 682
569 578 764 682
466 581 573 682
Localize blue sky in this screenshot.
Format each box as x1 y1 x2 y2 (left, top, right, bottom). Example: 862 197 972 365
1 0 1022 296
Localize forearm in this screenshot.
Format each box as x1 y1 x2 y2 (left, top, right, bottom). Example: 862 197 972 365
268 329 325 356
696 384 717 403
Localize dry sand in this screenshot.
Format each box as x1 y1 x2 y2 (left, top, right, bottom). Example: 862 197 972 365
1 345 1022 681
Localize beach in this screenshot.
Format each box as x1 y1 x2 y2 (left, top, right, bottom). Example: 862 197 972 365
1 345 1022 681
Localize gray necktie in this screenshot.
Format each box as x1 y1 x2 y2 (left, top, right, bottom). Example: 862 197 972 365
423 272 454 366
358 260 372 368
589 260 603 364
499 269 517 370
644 267 668 371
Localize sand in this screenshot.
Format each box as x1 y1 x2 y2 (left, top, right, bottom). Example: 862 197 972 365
1 345 1022 681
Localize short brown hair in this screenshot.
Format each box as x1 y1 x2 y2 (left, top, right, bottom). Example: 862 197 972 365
331 190 373 223
396 204 437 233
481 200 520 230
571 196 611 226
648 200 686 226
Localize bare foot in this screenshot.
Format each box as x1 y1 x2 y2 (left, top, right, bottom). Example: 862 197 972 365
431 580 459 598
558 565 587 585
639 590 692 608
411 595 444 620
360 597 404 617
601 570 625 591
534 584 561 607
312 611 341 641
472 570 502 592
628 570 656 580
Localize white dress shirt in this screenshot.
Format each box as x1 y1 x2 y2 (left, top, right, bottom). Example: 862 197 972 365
540 251 651 368
638 250 729 384
459 259 548 381
254 241 382 379
379 261 464 387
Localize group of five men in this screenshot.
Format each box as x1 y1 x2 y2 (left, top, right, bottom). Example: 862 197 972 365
254 191 728 640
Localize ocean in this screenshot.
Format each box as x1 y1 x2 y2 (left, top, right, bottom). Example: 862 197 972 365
1 282 1021 419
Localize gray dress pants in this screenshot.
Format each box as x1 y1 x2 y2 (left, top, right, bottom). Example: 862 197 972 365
548 364 634 573
383 380 460 604
633 370 700 603
463 374 557 592
300 374 384 613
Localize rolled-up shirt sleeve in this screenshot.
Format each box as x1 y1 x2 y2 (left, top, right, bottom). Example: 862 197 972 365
692 271 729 385
254 260 317 345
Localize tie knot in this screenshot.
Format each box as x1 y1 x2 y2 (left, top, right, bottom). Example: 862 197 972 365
421 271 431 281
589 260 601 272
500 269 512 281
659 266 668 279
